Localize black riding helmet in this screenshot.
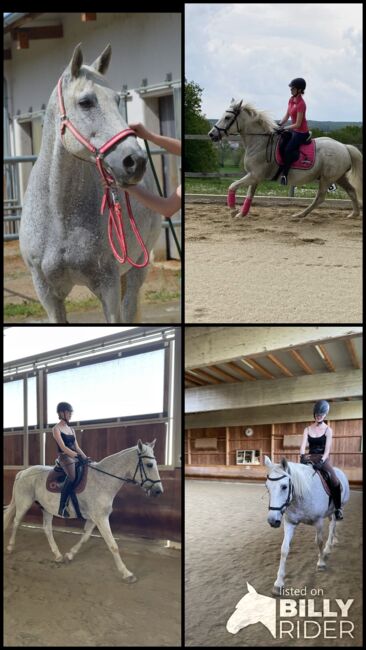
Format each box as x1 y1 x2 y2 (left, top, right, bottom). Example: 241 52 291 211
313 400 329 419
57 402 73 417
289 77 306 91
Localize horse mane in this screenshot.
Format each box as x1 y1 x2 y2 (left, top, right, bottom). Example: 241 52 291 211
239 102 277 133
270 461 313 500
287 462 313 499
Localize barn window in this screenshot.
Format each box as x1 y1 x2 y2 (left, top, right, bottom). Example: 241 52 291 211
236 449 261 465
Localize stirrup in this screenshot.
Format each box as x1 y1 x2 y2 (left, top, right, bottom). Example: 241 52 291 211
59 505 70 518
280 175 288 186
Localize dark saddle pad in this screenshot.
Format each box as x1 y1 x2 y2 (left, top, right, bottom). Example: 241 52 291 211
46 460 88 494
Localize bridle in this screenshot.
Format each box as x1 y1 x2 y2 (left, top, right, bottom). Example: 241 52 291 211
267 472 294 514
212 107 280 163
212 109 241 138
87 449 161 490
57 76 149 267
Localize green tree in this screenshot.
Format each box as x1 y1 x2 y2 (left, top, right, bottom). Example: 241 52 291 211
185 79 219 172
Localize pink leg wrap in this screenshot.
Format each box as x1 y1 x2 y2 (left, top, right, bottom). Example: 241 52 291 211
241 197 252 216
227 190 236 208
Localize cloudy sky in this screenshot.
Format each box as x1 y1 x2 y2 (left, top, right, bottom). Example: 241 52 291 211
185 3 362 122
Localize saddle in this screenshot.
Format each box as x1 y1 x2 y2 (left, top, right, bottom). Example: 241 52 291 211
46 459 89 494
275 132 316 170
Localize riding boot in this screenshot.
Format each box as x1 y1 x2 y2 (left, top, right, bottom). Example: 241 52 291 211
58 477 73 517
332 483 343 520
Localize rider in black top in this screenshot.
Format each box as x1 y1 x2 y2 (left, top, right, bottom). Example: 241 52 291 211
300 400 343 520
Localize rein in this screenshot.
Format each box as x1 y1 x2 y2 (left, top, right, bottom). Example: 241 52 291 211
57 76 149 267
87 453 161 488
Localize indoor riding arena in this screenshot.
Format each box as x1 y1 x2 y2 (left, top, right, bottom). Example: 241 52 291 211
185 326 362 647
4 327 181 647
185 197 362 323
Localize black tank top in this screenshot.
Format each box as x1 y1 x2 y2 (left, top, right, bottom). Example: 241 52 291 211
307 426 328 454
57 431 77 453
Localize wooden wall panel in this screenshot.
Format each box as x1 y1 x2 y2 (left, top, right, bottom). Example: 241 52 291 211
4 435 23 465
185 419 362 485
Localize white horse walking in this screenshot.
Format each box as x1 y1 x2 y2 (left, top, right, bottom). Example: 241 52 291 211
264 456 349 594
209 99 362 220
4 440 163 582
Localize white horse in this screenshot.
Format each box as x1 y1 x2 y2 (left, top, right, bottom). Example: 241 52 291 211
226 582 276 637
265 456 349 595
209 99 362 219
20 44 161 323
4 440 162 582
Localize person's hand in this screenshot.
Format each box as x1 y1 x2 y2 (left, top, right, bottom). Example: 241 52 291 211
128 122 150 140
300 454 308 465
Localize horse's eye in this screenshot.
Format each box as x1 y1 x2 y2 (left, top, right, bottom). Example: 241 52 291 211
146 463 153 468
79 98 94 109
282 485 287 490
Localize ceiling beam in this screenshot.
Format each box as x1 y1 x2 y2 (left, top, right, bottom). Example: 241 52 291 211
185 368 362 413
185 399 363 428
185 326 362 369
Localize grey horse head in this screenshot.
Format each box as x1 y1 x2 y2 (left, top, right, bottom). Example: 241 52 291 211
59 43 147 186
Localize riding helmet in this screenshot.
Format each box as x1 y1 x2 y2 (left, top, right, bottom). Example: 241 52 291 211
289 77 306 91
57 401 73 415
313 400 329 419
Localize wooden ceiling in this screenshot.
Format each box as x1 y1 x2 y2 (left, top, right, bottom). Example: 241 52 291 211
185 334 362 392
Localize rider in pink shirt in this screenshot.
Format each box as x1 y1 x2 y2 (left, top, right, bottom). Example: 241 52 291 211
277 77 310 185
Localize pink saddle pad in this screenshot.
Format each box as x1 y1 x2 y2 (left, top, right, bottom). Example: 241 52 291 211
276 139 316 170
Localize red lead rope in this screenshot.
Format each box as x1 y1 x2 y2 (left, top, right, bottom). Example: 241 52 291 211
57 76 149 268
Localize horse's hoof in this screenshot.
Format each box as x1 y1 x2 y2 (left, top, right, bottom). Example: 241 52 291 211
123 574 137 584
64 552 73 562
55 555 64 563
6 546 13 554
317 563 326 571
272 585 282 596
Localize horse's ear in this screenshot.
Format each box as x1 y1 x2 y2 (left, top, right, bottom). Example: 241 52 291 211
247 582 257 594
233 99 243 112
150 438 157 449
68 43 83 79
264 455 273 469
137 439 144 452
91 43 112 75
280 457 289 472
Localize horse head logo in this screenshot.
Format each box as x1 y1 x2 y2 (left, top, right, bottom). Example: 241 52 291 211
226 582 276 637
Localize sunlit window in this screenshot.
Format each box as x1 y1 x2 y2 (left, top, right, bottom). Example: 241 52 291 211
47 348 165 424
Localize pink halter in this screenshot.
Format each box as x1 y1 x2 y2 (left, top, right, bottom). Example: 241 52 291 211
57 76 149 267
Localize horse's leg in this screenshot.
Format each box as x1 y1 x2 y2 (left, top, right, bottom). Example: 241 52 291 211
64 519 96 562
92 279 121 323
93 515 137 582
290 178 330 219
315 518 327 569
335 174 361 218
7 496 34 553
227 172 258 217
323 514 337 556
42 510 63 562
120 266 148 322
233 183 258 220
273 519 296 594
30 269 68 323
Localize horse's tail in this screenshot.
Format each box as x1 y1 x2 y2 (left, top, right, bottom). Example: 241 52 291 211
4 469 23 531
4 493 17 532
346 145 363 203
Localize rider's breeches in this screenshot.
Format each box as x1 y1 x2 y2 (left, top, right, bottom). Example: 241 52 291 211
58 453 77 482
307 453 340 488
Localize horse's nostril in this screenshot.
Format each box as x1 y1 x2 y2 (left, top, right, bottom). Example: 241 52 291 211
123 155 135 169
